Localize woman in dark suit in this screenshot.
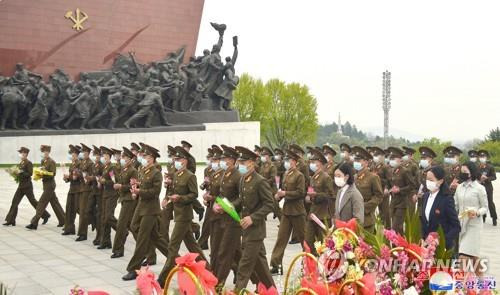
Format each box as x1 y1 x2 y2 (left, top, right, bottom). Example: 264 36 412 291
420 165 461 250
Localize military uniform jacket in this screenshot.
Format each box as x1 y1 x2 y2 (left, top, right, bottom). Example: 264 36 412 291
114 162 122 173
65 159 81 193
17 159 33 189
220 166 241 226
259 161 278 194
187 155 196 174
371 163 392 190
208 168 224 221
355 168 383 227
282 168 306 216
171 168 198 222
324 161 336 180
479 163 497 194
79 158 94 192
41 157 57 191
118 163 138 202
132 157 141 170
390 166 413 209
136 164 162 217
204 166 213 179
297 158 310 187
273 159 286 189
101 162 118 197
309 170 334 219
91 161 103 194
233 171 274 241
403 160 420 191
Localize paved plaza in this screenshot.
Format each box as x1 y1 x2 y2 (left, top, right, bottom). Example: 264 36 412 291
0 167 499 294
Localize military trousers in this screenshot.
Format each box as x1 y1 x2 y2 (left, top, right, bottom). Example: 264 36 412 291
215 218 242 285
88 190 102 244
305 217 330 256
378 195 391 229
99 193 118 246
391 207 406 235
112 199 138 255
198 205 213 248
485 190 497 220
271 214 305 267
31 182 64 226
63 191 79 233
235 239 275 292
77 190 92 236
126 214 169 272
5 185 49 223
158 220 209 286
209 217 223 269
131 205 158 264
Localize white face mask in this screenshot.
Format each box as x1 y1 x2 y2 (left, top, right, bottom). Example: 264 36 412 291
426 180 439 192
284 161 291 170
479 157 487 164
402 155 409 161
334 177 346 187
470 157 477 163
373 156 381 163
211 162 219 170
349 155 355 162
260 156 267 163
389 159 399 168
274 155 281 161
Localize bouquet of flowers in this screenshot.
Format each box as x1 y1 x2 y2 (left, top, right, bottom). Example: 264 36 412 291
33 167 54 181
5 165 20 183
215 196 241 223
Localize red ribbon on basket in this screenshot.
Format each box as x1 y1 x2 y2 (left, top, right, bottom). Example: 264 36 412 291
334 218 357 232
257 283 279 295
175 253 218 295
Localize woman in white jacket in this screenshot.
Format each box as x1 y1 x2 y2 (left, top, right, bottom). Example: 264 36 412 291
454 161 488 275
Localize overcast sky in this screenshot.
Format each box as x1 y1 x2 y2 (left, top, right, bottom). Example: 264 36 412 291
196 0 500 143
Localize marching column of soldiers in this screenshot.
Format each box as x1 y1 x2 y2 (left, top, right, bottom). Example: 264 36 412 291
3 142 497 292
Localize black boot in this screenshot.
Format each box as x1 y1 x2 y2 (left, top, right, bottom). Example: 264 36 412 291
493 219 497 226
111 253 124 258
42 215 50 225
122 272 137 281
75 235 87 242
26 223 37 230
3 221 15 226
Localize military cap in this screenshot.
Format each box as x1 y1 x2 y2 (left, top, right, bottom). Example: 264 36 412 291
167 145 176 156
402 146 416 155
322 145 337 156
17 147 30 154
122 147 134 159
443 146 463 157
144 145 160 159
352 146 372 161
80 143 92 153
478 150 490 158
274 148 285 156
173 146 191 160
69 144 81 154
140 143 159 154
306 146 317 157
468 150 478 158
309 148 327 164
289 143 305 155
40 145 51 152
236 146 258 161
181 140 192 149
211 145 223 159
206 148 214 158
100 146 113 156
222 145 239 159
371 146 386 156
130 142 140 152
419 146 437 159
254 145 262 153
340 143 352 153
92 145 101 155
139 142 147 153
284 149 300 161
111 148 122 155
384 148 391 157
387 147 404 159
261 146 274 156
366 146 373 153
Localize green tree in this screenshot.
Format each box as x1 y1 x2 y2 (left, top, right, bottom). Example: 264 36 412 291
233 73 319 148
486 127 500 141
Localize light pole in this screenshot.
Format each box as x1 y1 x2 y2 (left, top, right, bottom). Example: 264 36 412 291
382 70 391 148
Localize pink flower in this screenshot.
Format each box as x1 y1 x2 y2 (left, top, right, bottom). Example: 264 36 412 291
384 229 399 245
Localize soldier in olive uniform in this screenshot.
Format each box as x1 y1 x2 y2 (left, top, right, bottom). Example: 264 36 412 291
130 142 142 170
89 145 104 245
370 146 392 229
304 149 334 256
111 147 139 258
213 145 242 287
412 147 438 215
75 144 94 241
338 143 355 166
442 146 462 195
401 147 420 215
259 147 280 219
62 145 81 235
273 148 286 185
204 146 224 272
468 150 478 164
97 146 119 248
254 145 262 173
197 147 215 250
122 145 169 281
288 144 310 244
112 148 122 171
270 149 306 274
477 150 497 226
159 145 177 243
4 146 50 226
323 145 337 217
352 146 383 233
158 146 209 286
226 146 274 292
27 145 65 229
387 147 414 235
